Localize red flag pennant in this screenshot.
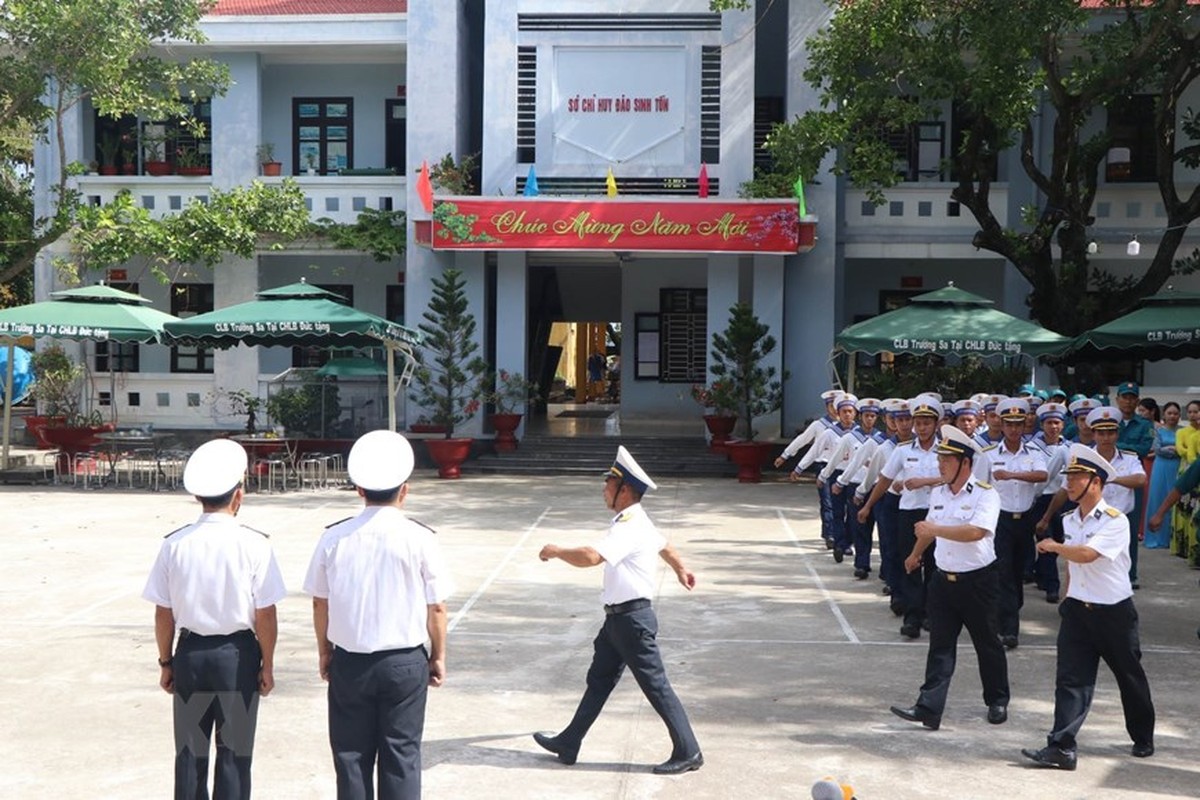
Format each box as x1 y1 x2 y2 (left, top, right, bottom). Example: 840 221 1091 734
698 163 709 198
416 160 434 214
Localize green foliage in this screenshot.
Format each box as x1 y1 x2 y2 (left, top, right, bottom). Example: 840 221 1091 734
757 0 1200 335
432 202 499 245
223 389 263 434
267 380 340 437
428 152 479 195
853 357 1029 403
315 208 407 262
256 143 276 164
709 303 789 440
67 180 311 281
409 268 487 436
479 369 540 415
29 344 84 420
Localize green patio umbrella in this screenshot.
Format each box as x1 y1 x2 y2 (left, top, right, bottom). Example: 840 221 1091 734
0 283 181 466
161 280 422 431
835 283 1073 358
1072 290 1200 360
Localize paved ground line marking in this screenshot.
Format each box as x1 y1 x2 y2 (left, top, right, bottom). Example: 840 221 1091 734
777 508 860 644
448 505 552 634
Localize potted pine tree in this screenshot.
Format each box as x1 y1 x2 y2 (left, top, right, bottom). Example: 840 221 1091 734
409 268 488 477
709 303 788 482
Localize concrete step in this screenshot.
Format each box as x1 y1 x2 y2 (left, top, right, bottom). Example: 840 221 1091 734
467 435 740 478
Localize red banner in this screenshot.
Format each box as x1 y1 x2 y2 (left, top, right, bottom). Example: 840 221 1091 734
427 199 815 254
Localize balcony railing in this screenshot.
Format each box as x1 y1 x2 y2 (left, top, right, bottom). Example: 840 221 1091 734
76 174 407 225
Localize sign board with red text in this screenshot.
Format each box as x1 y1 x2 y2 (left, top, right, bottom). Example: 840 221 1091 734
427 199 815 255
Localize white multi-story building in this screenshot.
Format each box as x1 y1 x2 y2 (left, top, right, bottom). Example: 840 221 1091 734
31 0 1200 437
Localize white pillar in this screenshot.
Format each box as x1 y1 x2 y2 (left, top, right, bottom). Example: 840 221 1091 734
457 251 486 438
752 254 785 440
212 256 259 407
707 254 740 379
495 251 528 432
211 53 262 191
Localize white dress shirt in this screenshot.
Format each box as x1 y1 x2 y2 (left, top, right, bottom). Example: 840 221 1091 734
594 502 667 606
1063 499 1133 604
882 438 941 510
304 506 453 654
927 477 1001 572
983 441 1048 512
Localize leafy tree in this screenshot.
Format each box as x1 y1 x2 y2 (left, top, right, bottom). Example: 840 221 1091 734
752 0 1199 387
0 0 230 287
409 268 488 438
709 303 788 440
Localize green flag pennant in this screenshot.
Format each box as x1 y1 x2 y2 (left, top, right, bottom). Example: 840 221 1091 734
793 175 807 217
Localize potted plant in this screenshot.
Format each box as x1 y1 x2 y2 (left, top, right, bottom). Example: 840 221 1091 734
429 151 480 194
481 369 539 452
121 133 138 174
142 125 172 176
175 143 210 176
97 132 120 175
709 303 788 482
266 379 340 438
29 345 113 471
690 379 738 452
225 389 265 434
304 152 319 176
257 143 281 176
408 267 488 477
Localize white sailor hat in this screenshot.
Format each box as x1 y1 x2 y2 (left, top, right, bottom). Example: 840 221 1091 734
836 393 859 410
887 399 912 417
857 397 882 414
1037 402 1067 421
910 394 942 418
1068 397 1100 418
936 424 981 458
952 399 982 417
1027 395 1045 410
820 389 844 403
1062 442 1116 482
970 392 990 405
982 394 1008 412
941 402 955 417
183 439 248 498
997 397 1030 422
605 445 657 493
347 430 415 491
1085 406 1121 432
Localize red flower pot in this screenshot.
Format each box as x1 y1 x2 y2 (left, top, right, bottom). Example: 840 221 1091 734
41 423 115 475
726 441 775 483
424 437 473 479
144 160 172 176
24 415 66 449
99 165 119 176
409 423 449 435
177 166 210 177
489 413 523 452
702 414 737 453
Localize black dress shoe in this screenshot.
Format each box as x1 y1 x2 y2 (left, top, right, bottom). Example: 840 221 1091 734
1131 741 1154 758
890 602 904 617
1131 580 1141 590
833 547 844 563
882 584 892 595
1000 634 1019 650
1046 591 1060 603
653 751 703 775
854 568 868 579
533 732 578 765
890 704 941 730
824 538 835 550
900 623 921 639
987 704 1008 724
1021 745 1077 770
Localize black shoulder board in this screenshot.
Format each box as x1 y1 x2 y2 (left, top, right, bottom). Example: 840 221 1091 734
240 524 269 538
410 517 438 535
325 516 353 529
162 524 188 539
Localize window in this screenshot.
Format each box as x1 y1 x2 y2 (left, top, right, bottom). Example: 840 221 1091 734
1107 95 1156 182
634 290 710 384
385 100 406 173
94 283 140 372
950 101 998 183
293 285 355 368
294 98 354 175
170 284 214 373
386 285 405 325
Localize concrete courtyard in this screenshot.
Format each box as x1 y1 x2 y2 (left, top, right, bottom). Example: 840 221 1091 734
2 468 1199 799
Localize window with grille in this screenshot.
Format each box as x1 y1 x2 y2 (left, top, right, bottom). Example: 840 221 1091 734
657 289 707 383
294 98 354 175
94 283 140 373
1107 95 1156 182
170 284 214 374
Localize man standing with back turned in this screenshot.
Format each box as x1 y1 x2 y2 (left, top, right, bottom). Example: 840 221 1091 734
143 438 286 800
304 430 452 799
534 445 703 775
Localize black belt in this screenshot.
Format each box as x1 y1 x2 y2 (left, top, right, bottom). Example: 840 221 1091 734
604 598 651 615
1000 510 1025 519
1066 596 1131 611
937 562 996 583
178 628 253 643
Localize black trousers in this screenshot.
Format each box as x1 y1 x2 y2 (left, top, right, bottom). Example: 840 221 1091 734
172 629 261 800
558 604 699 759
896 508 932 628
915 565 1009 716
1048 598 1155 751
1030 494 1060 593
328 645 429 800
995 510 1035 637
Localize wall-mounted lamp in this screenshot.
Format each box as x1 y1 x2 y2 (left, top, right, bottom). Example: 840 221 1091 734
1127 236 1140 256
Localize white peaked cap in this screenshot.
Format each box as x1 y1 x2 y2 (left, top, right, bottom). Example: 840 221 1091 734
183 439 248 497
605 445 658 493
348 430 415 491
